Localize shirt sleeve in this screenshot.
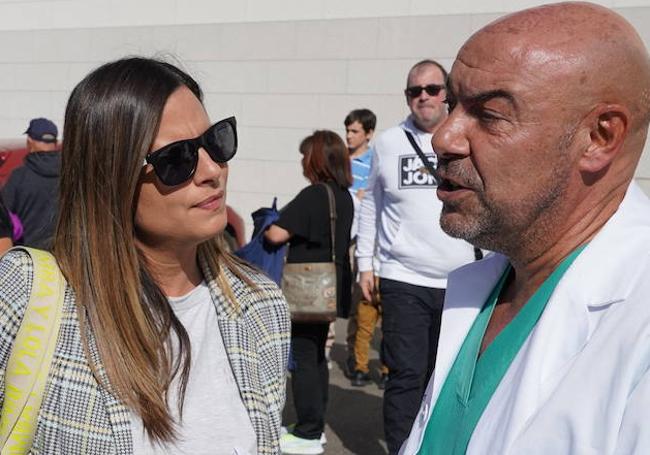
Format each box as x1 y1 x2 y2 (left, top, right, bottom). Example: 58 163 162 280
362 150 374 190
275 186 317 241
349 188 360 239
355 148 381 272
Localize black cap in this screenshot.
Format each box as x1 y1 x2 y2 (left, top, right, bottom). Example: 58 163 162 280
24 118 58 143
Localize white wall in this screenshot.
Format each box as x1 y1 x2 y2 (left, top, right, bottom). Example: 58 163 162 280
0 1 649 236
0 0 648 30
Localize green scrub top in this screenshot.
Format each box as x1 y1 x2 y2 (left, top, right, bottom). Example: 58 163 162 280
417 245 586 455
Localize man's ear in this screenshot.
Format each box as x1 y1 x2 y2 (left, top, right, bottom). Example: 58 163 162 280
578 104 629 173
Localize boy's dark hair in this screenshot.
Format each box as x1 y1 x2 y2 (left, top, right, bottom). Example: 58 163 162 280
344 109 377 133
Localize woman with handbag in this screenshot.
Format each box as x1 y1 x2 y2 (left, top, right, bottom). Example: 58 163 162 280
265 130 354 454
0 57 290 454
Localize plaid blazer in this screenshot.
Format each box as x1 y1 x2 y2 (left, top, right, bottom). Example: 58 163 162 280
0 249 290 454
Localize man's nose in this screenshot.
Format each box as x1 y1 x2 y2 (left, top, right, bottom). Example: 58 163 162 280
432 115 469 160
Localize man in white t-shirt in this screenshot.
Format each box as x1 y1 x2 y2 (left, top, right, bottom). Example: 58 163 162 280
355 60 476 453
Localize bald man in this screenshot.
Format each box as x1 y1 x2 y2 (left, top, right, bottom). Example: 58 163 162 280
401 2 650 454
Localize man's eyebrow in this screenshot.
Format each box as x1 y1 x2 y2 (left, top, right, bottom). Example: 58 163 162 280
446 79 516 108
464 89 516 108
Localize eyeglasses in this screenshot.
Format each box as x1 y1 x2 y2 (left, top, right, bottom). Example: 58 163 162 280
404 84 445 98
144 116 237 186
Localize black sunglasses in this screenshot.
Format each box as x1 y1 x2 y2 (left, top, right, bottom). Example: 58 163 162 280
144 116 237 186
404 84 445 98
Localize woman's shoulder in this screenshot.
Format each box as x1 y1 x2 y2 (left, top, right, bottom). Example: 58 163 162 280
282 184 331 216
225 259 286 304
326 182 353 209
304 181 350 199
224 261 290 330
296 183 324 198
241 262 281 291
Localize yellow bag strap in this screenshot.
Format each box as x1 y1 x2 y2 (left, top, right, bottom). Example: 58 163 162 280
0 247 65 454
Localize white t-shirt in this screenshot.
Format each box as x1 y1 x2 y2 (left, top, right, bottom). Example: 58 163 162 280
355 116 476 288
130 282 257 455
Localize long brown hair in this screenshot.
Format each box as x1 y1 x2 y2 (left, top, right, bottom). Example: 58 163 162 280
300 130 352 188
54 57 252 442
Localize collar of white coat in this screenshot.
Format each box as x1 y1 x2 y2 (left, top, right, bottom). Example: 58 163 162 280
560 182 650 309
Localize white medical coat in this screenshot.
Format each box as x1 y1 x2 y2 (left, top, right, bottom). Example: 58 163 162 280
401 183 650 455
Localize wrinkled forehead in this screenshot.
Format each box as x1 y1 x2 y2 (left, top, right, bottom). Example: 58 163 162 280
449 29 581 99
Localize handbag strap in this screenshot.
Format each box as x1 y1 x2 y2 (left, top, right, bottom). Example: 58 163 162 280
0 247 66 454
403 130 484 262
403 129 439 185
320 183 337 263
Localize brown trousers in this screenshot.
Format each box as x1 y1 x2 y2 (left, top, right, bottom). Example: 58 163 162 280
348 278 388 374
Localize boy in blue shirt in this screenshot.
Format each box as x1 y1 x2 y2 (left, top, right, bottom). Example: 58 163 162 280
341 109 388 388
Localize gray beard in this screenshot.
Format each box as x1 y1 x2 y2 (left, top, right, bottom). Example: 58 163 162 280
440 158 572 255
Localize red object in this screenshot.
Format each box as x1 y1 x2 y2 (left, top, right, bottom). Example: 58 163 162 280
0 140 29 187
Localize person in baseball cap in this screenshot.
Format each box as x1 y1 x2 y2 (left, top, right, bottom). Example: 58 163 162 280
1 117 61 249
24 117 58 144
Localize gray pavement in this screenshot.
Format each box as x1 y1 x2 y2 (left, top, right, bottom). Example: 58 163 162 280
282 318 389 455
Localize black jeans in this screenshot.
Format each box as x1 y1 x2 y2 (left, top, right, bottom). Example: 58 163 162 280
380 278 445 454
290 322 330 440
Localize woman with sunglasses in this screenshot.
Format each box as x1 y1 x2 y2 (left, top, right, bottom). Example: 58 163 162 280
0 57 289 454
265 131 354 455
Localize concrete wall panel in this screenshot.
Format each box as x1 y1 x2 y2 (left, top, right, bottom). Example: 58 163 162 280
214 22 297 61
193 60 269 93
377 15 473 60
202 93 244 124
267 60 348 94
322 0 408 18
247 0 324 23
347 59 413 95
241 93 320 128
294 18 380 60
174 24 224 61
236 126 312 162
228 159 304 197
32 29 93 62
0 30 35 62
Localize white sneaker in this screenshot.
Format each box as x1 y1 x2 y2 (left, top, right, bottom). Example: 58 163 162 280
280 433 324 454
281 425 327 445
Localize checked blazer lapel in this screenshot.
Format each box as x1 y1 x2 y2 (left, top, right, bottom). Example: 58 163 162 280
82 310 133 455
200 256 272 452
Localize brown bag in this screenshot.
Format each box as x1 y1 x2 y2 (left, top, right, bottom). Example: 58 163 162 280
282 183 338 322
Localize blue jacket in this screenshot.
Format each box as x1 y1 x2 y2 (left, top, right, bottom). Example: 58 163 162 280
235 198 286 285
